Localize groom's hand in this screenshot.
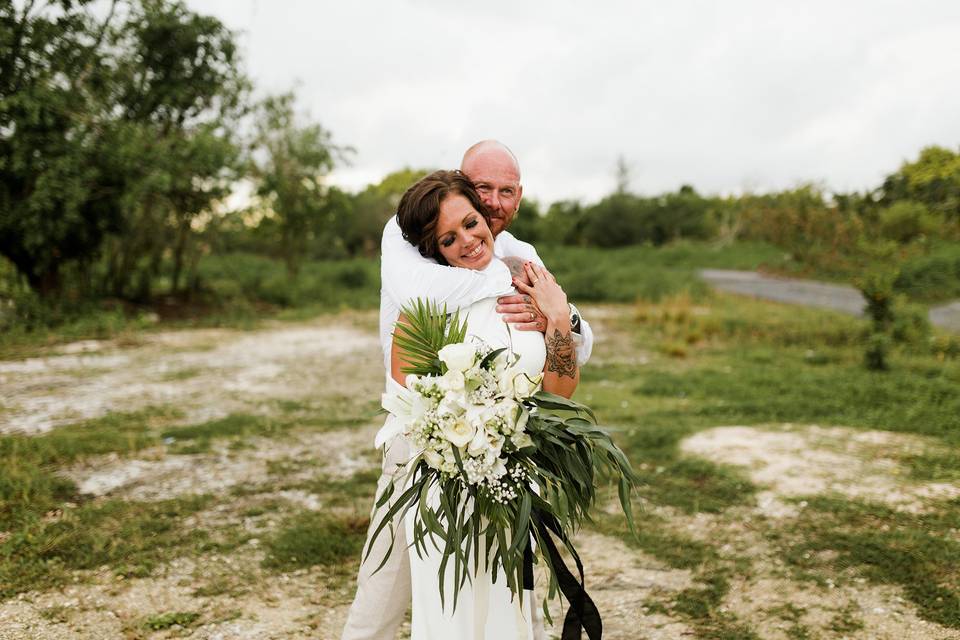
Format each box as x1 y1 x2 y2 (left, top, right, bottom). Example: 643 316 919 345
497 292 547 332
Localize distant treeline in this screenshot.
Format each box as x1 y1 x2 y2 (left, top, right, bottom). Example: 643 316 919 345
2 1 960 330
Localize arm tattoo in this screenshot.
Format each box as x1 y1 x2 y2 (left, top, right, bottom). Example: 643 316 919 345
545 329 577 379
501 256 527 281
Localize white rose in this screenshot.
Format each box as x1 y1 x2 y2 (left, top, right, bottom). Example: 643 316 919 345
512 372 542 399
511 431 534 449
424 448 444 469
438 369 466 392
441 415 476 448
466 426 489 457
438 342 477 373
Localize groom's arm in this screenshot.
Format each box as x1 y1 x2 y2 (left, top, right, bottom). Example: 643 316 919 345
495 231 595 366
381 216 515 310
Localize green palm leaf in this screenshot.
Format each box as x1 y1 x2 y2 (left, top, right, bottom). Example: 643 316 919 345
393 298 469 376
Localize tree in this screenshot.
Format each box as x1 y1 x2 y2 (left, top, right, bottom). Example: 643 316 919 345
0 0 124 297
0 0 248 300
102 0 248 299
881 145 960 224
252 93 345 275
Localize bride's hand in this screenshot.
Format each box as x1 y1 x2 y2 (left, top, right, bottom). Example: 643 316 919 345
512 262 570 330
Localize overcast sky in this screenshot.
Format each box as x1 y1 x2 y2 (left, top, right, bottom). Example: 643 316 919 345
187 0 960 204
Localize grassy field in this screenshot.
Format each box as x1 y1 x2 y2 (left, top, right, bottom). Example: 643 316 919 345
0 241 790 360
1 246 959 638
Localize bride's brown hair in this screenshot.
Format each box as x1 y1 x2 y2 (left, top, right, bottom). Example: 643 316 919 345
396 170 492 265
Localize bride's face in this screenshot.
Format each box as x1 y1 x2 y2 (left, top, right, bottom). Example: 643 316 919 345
436 193 494 269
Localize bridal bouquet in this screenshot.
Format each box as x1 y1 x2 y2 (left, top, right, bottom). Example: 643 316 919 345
367 300 637 637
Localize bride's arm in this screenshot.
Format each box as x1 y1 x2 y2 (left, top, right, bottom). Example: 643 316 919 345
390 313 410 386
512 263 579 398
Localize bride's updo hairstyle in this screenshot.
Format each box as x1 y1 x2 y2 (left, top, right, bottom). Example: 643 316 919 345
396 170 492 266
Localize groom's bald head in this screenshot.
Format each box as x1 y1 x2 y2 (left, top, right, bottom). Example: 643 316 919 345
460 140 523 237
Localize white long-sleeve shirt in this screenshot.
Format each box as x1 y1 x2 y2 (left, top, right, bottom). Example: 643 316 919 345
379 216 594 370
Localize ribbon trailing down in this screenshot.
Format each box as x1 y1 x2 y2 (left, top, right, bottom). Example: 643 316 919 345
527 509 602 640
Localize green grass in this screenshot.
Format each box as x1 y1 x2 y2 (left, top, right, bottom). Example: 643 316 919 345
262 511 368 571
781 496 960 628
590 512 717 570
0 495 212 599
0 241 787 358
0 407 182 530
143 611 201 630
289 467 380 508
577 290 960 630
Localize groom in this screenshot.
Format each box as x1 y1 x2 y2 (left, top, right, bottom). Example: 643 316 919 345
341 140 594 640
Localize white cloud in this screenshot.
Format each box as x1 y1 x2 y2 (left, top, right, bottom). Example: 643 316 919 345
188 0 960 202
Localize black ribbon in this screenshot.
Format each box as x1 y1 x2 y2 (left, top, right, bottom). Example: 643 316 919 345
524 509 603 640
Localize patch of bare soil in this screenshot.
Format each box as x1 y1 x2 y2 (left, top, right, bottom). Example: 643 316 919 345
63 423 381 502
0 314 380 435
726 576 960 640
673 425 960 639
0 551 371 640
681 424 960 516
541 531 696 639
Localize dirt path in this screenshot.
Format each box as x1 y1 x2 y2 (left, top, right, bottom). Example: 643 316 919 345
699 269 960 332
0 312 381 435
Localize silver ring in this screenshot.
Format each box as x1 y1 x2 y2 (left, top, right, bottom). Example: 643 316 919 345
531 277 539 284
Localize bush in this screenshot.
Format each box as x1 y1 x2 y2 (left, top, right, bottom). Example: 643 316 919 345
878 201 942 243
891 300 931 345
895 243 960 302
864 332 891 371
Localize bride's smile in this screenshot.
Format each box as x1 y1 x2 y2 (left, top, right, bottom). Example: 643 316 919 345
435 193 494 269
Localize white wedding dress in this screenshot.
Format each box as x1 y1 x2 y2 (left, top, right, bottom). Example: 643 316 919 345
380 294 546 640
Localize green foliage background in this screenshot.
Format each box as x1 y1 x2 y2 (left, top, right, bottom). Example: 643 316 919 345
2 0 960 338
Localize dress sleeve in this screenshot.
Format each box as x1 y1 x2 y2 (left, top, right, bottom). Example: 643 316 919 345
381 216 515 310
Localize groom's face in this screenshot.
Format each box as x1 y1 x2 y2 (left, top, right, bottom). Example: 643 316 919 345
461 153 522 237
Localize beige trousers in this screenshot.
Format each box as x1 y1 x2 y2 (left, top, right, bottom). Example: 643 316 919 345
341 438 548 640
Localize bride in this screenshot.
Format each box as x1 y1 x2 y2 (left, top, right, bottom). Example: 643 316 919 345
383 170 579 639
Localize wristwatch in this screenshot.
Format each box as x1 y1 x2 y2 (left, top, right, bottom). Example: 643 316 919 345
568 303 582 334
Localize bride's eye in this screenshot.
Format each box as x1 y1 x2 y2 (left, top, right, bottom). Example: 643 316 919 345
465 219 478 229
441 236 455 248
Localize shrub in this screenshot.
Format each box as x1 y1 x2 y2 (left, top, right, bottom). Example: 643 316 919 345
878 201 942 243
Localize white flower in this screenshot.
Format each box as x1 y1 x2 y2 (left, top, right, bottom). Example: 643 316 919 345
441 415 476 448
438 342 476 373
382 384 418 420
438 369 466 392
467 424 505 457
511 431 533 449
512 371 542 399
515 405 529 433
424 448 445 469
